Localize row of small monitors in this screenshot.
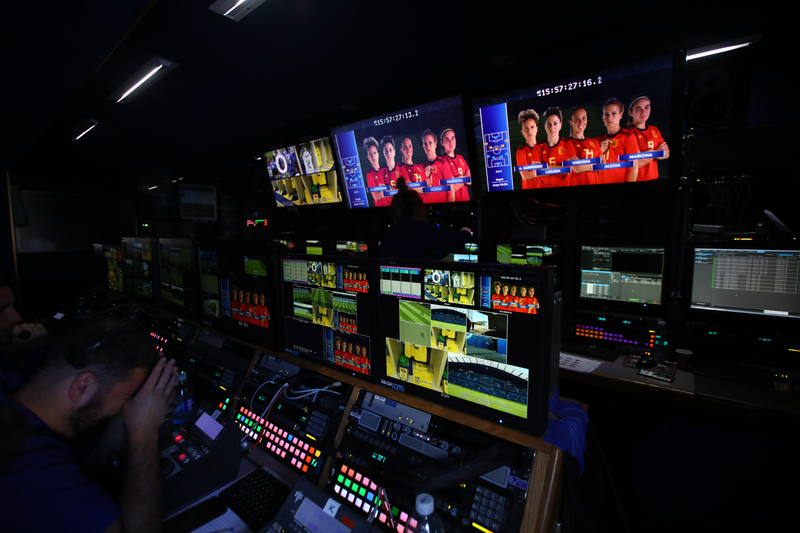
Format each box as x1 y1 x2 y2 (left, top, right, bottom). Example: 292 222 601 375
267 54 675 210
96 240 800 433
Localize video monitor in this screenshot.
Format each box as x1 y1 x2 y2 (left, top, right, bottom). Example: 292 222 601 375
158 239 201 319
331 96 474 209
93 243 124 292
377 260 559 436
198 241 278 348
336 241 369 256
472 54 674 191
281 254 377 380
122 237 158 304
579 245 664 306
265 137 343 207
691 248 800 319
497 244 559 267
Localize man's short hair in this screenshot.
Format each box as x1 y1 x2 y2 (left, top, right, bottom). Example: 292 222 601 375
518 109 540 125
36 316 159 396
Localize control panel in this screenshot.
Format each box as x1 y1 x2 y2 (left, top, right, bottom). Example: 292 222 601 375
329 390 534 533
236 353 352 480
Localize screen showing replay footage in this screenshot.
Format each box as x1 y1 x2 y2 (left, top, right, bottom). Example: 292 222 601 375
379 263 544 419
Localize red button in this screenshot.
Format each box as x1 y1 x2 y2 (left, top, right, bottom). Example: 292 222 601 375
342 516 354 529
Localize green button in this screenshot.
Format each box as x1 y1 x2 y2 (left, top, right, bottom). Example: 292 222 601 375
352 483 359 493
337 474 344 484
359 487 366 497
236 414 241 420
344 479 351 488
257 425 262 432
392 506 399 517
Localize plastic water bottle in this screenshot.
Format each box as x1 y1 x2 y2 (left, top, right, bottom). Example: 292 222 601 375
172 374 194 424
408 493 443 533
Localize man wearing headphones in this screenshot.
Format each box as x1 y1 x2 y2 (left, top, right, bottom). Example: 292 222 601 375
0 316 179 533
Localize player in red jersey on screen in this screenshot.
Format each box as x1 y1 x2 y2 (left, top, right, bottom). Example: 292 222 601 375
531 107 578 189
256 292 270 328
398 135 428 203
229 284 240 319
421 129 454 203
491 281 504 309
598 98 639 183
567 107 602 187
379 136 402 192
527 286 540 314
518 286 530 313
334 336 343 366
439 127 471 202
627 95 669 182
515 109 540 189
364 137 390 207
358 345 370 375
507 285 520 311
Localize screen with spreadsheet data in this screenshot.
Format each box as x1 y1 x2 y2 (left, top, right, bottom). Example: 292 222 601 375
691 248 800 318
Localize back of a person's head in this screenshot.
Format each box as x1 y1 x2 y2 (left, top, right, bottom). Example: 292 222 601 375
389 177 425 225
34 315 159 394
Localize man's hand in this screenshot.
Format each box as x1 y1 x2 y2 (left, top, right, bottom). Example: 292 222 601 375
122 358 178 440
6 322 48 350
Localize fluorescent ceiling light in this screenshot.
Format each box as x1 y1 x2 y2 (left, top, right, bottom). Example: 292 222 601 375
109 56 178 104
148 185 158 190
66 118 100 141
687 36 757 61
208 0 267 22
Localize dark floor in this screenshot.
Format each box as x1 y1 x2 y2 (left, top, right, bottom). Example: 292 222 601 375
558 377 800 533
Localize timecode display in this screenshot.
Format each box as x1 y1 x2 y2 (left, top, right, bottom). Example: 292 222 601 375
536 77 603 97
373 110 420 126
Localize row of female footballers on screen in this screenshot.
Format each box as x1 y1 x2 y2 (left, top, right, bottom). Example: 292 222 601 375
362 127 471 207
343 270 369 292
491 282 539 314
515 96 669 189
229 286 270 327
333 337 371 374
337 315 358 334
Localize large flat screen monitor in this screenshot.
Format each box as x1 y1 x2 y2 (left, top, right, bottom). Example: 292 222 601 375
472 54 674 191
579 245 665 306
122 237 158 304
280 253 377 380
198 241 279 349
376 260 559 436
331 96 474 209
158 238 200 319
691 248 800 319
264 137 343 207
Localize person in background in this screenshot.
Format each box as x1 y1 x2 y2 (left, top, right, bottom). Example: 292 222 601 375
378 177 471 260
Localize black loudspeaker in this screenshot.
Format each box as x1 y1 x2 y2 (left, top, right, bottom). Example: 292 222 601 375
686 46 752 135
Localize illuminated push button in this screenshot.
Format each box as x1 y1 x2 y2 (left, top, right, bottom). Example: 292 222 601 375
379 513 387 524
302 465 308 473
334 485 341 495
309 447 316 455
355 473 362 482
363 504 371 514
397 525 405 533
347 493 355 503
291 458 297 466
305 455 311 464
359 487 366 498
356 498 363 508
363 477 370 487
392 506 400 517
314 450 321 458
301 452 306 460
352 483 359 493
400 511 409 523
341 465 347 474
370 482 378 491
268 422 273 430
281 451 286 458
366 492 374 503
344 479 351 488
337 474 345 484
348 468 355 478
409 518 418 529
303 443 309 451
291 446 296 454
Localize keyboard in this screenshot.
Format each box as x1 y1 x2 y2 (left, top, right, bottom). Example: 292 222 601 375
560 342 619 362
218 465 291 531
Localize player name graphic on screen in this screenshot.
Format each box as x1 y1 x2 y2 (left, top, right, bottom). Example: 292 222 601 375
474 54 673 191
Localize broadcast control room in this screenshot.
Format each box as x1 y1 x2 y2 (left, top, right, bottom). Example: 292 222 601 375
1 3 797 533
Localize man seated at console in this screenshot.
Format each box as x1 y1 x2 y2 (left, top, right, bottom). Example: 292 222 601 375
0 316 179 533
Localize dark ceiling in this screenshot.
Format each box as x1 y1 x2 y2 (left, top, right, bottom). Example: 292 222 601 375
0 1 778 179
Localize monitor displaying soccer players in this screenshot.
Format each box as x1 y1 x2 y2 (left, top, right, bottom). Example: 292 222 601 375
331 96 473 208
474 54 673 191
282 255 376 378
